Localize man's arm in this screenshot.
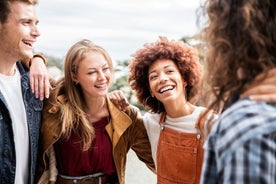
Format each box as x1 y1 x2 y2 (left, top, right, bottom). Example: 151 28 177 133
241 68 276 103
22 54 51 100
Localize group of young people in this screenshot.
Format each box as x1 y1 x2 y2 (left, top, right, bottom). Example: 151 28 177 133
0 0 275 184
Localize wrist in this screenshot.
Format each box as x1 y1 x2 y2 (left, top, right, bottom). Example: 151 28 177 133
30 53 47 67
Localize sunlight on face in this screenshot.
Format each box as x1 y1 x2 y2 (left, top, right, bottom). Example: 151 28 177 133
148 59 186 105
1 2 40 61
76 51 111 98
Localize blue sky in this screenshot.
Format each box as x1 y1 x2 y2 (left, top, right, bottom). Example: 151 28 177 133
35 0 202 63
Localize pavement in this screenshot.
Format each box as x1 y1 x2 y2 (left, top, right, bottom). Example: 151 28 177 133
125 149 156 183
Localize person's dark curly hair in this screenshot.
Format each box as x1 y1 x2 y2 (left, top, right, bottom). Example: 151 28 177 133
199 0 276 112
128 36 203 113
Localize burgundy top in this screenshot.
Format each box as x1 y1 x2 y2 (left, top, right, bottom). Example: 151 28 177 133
54 117 116 176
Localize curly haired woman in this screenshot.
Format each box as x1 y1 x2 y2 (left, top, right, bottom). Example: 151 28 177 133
199 0 276 183
127 36 212 184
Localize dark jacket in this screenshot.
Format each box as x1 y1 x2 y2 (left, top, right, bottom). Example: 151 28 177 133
0 62 43 184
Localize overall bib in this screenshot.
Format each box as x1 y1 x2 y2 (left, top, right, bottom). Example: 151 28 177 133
156 112 205 184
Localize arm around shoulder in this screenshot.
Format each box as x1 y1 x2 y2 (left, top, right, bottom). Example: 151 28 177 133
125 105 156 173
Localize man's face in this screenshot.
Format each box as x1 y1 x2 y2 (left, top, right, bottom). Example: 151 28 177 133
0 1 40 62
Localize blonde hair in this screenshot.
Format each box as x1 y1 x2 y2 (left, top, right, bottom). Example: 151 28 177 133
55 39 113 151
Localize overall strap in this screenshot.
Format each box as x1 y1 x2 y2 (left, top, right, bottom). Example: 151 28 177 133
159 110 208 130
195 108 214 139
195 109 207 130
159 112 167 131
159 112 166 124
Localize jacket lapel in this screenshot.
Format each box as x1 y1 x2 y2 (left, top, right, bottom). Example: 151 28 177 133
106 98 131 147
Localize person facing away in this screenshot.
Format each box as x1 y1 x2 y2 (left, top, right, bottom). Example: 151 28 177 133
36 39 155 184
199 0 276 183
0 0 50 183
127 36 214 184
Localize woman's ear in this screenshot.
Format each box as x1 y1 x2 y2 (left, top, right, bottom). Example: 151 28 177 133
150 89 154 97
72 73 79 85
182 80 187 87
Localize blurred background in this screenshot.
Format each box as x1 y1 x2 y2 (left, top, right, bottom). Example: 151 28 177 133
36 0 202 62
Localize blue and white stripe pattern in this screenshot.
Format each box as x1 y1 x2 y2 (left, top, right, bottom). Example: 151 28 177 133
200 98 276 184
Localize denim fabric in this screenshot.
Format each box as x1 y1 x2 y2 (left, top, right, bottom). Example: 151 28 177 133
0 62 43 184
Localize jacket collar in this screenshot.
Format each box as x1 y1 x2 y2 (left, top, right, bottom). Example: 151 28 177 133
106 97 131 146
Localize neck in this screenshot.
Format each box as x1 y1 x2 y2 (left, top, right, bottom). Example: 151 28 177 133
85 96 109 122
0 51 18 75
164 100 196 118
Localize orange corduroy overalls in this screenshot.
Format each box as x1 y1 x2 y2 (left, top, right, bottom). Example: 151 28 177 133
156 112 206 184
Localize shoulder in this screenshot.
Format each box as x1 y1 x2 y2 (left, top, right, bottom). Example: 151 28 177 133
143 112 160 123
217 98 276 133
207 98 276 155
143 112 161 127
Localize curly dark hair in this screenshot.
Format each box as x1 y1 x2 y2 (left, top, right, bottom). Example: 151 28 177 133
200 0 276 111
128 36 203 113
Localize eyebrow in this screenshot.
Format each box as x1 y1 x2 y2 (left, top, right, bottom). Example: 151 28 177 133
19 17 39 24
148 64 173 74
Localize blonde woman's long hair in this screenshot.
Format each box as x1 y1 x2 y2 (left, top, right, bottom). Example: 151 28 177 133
56 39 113 151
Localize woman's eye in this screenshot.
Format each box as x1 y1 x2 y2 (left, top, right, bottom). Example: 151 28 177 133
103 67 110 71
88 71 96 75
149 75 157 80
167 70 174 74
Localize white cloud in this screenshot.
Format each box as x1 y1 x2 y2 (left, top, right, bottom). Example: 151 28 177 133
35 0 201 62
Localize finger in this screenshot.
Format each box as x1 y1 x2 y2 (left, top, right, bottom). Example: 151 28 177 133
39 77 45 101
121 98 129 109
266 68 276 78
241 85 276 98
44 78 51 99
119 92 129 106
107 94 122 110
107 92 116 100
34 77 39 99
111 92 122 102
30 75 35 93
248 94 276 103
254 68 276 83
118 93 129 110
116 92 124 107
115 99 124 111
258 77 276 85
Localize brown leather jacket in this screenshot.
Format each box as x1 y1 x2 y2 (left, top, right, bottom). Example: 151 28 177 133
36 92 155 184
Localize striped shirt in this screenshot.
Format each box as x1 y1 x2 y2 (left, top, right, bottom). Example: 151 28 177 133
200 98 276 184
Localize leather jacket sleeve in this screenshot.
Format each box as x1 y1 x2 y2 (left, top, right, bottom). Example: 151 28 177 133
124 106 156 173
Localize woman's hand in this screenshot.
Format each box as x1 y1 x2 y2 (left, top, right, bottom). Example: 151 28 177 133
241 68 276 103
108 90 130 111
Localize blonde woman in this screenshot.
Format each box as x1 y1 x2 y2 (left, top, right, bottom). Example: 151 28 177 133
36 39 155 184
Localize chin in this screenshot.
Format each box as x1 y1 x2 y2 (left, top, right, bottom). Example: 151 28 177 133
21 52 33 61
98 91 108 96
